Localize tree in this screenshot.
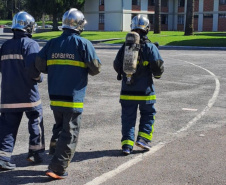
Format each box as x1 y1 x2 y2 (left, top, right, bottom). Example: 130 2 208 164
45 0 85 31
154 0 161 34
25 0 85 30
184 0 194 35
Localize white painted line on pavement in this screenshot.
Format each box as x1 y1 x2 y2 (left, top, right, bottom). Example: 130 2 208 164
85 142 165 185
182 108 198 111
85 60 220 185
176 60 220 134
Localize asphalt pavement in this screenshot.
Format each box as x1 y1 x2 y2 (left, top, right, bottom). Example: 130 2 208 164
0 32 225 185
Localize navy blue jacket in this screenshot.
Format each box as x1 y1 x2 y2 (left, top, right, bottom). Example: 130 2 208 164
35 29 101 113
114 39 164 104
0 31 42 112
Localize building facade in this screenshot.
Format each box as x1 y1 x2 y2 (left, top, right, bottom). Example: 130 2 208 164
84 0 226 31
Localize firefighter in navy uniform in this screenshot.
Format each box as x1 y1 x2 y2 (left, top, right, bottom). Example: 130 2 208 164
114 15 164 155
0 11 45 170
33 8 101 179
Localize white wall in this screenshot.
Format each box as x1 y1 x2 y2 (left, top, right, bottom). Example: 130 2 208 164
198 0 204 31
85 14 99 31
123 13 132 31
105 0 123 31
84 0 99 12
123 0 132 11
213 0 219 31
105 13 122 31
84 0 99 31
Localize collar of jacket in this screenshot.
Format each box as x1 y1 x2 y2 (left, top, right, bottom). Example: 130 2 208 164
13 30 32 39
62 28 80 36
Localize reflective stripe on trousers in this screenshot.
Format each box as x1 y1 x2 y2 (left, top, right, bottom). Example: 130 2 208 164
121 102 156 149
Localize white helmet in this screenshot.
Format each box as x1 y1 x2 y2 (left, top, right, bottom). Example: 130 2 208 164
62 8 87 32
131 15 150 34
12 11 35 34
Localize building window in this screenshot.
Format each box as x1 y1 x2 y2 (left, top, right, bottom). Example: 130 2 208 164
203 14 213 18
148 14 154 25
162 0 168 7
219 13 226 18
177 15 184 24
148 0 155 6
219 0 226 5
99 0 104 5
132 0 141 6
194 15 198 19
161 14 168 24
99 13 104 24
178 0 185 7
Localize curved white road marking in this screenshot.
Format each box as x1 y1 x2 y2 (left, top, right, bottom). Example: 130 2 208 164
85 60 220 185
176 60 220 133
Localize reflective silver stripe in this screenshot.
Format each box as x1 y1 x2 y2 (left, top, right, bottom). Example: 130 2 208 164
1 100 41 109
1 54 23 60
0 150 12 158
29 144 45 150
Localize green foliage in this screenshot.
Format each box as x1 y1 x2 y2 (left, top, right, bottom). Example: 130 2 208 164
0 20 12 26
0 0 85 21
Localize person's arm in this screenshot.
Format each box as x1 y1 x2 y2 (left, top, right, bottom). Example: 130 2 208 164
83 41 101 76
24 41 43 82
148 44 164 79
35 41 50 74
113 44 124 75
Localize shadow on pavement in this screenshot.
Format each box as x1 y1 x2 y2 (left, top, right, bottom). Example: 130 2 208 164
72 149 147 162
0 170 53 184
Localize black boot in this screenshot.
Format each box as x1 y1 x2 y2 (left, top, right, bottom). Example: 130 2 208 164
27 152 43 163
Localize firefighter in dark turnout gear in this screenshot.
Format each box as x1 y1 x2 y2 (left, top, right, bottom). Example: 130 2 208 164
0 11 45 170
33 8 101 179
114 15 164 155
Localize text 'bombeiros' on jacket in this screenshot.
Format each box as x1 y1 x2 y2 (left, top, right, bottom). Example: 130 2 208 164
113 40 164 104
0 30 42 112
34 29 101 113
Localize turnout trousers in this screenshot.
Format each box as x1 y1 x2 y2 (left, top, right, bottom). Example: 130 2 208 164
121 101 156 150
0 109 45 162
48 110 82 174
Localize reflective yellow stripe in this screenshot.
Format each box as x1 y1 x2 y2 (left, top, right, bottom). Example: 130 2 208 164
121 140 134 147
47 59 87 68
120 95 156 101
143 61 149 66
0 100 41 109
50 101 83 108
138 116 155 141
138 131 153 141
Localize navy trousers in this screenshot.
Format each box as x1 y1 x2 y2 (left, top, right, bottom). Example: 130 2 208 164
48 110 82 174
0 110 45 162
121 102 156 150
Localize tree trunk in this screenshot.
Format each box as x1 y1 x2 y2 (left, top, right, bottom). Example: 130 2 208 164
154 0 161 34
184 0 194 35
52 13 59 31
42 13 45 29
